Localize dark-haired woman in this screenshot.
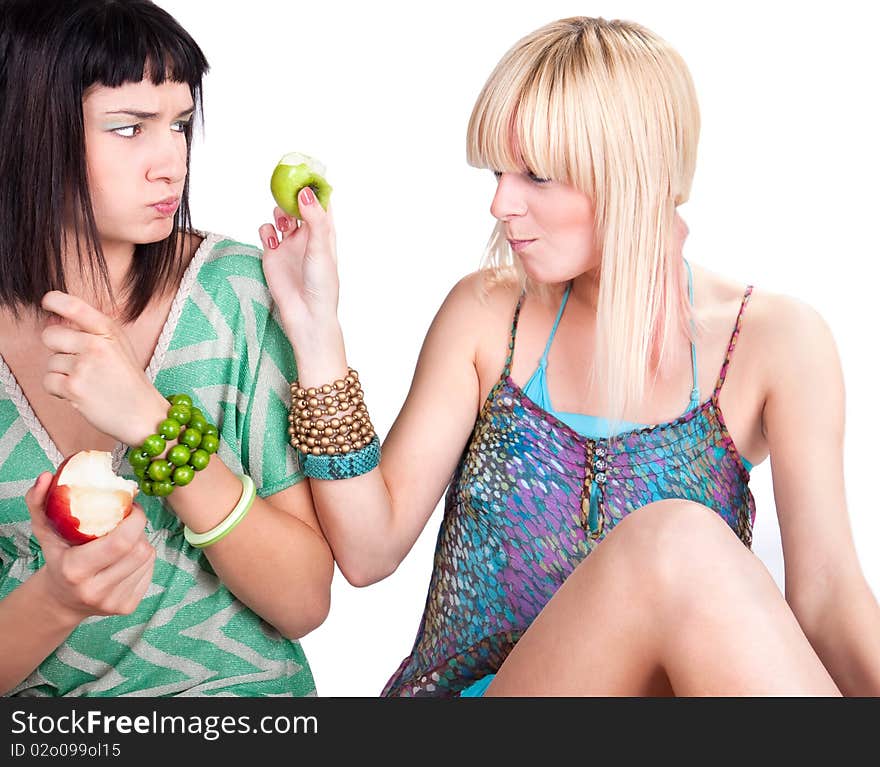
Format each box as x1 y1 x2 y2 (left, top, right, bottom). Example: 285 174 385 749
0 0 333 697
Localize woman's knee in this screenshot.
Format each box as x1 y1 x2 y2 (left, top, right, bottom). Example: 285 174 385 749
610 498 735 550
606 499 757 595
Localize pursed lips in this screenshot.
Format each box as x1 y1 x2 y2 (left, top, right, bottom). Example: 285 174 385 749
150 197 180 218
507 236 537 251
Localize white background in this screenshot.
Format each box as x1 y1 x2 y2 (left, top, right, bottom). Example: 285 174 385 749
157 0 879 696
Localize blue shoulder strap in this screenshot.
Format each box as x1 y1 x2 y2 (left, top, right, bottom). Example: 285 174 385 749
536 271 698 408
684 259 699 408
539 282 573 366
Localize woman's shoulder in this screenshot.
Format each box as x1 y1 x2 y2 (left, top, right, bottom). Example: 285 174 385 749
749 288 839 379
695 264 838 377
191 232 265 274
430 269 521 341
441 269 521 319
180 231 282 329
424 270 525 380
184 232 276 298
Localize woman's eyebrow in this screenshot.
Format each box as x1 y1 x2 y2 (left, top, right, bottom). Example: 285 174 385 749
103 105 195 119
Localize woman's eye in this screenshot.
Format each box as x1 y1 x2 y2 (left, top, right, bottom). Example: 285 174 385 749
112 124 141 138
527 171 550 184
171 119 191 133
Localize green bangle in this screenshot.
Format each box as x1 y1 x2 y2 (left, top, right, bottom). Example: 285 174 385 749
184 474 256 549
128 394 219 497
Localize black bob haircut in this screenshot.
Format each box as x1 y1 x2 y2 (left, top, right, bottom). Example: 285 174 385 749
0 0 209 322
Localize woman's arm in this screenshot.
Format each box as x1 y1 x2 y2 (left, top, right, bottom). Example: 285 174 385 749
762 295 880 695
259 194 496 586
291 279 489 586
39 291 334 640
133 417 335 640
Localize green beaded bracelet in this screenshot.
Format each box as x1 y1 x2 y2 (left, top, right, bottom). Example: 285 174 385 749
128 394 219 496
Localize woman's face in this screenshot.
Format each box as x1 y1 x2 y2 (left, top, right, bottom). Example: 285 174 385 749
81 78 193 250
490 171 598 284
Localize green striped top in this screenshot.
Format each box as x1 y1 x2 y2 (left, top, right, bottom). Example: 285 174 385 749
0 234 316 697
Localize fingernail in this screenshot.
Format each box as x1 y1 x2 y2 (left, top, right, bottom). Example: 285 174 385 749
278 217 290 232
268 235 278 249
300 187 315 206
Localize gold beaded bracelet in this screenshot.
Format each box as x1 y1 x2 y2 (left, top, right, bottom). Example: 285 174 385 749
288 368 376 457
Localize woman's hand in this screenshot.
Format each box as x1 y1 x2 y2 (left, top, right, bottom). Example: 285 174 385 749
39 291 169 447
258 186 340 346
26 473 156 624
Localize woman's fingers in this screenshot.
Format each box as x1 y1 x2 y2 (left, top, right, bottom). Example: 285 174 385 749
258 222 280 251
24 472 55 514
89 535 156 604
121 555 159 613
274 208 294 237
33 500 153 618
296 187 325 229
62 504 149 577
41 323 93 355
45 353 77 375
41 292 114 336
295 187 336 263
25 472 70 553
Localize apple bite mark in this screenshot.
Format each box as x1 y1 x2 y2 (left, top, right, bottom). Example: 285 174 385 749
270 151 333 220
44 451 138 545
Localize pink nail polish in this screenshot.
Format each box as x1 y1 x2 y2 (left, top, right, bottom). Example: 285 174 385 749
301 187 315 206
268 235 278 249
278 217 289 231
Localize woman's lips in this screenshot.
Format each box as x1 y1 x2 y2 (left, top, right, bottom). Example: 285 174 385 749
507 238 536 253
152 198 180 217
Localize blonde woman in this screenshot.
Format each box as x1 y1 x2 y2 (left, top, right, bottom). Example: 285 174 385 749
260 17 880 696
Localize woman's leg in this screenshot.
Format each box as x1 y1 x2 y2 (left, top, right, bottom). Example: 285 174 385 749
485 499 840 696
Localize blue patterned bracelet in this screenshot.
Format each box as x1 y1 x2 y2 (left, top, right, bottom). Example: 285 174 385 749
301 437 381 480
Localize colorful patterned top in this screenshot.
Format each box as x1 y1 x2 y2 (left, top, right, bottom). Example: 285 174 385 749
382 283 755 697
0 233 315 697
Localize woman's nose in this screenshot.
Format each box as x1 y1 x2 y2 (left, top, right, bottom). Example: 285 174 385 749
490 173 527 220
147 132 188 184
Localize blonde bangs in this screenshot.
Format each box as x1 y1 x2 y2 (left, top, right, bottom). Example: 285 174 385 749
467 18 701 425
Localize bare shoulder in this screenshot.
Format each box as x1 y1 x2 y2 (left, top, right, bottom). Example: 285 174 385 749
426 271 520 394
694 264 840 386
743 288 839 374
431 270 520 343
438 270 519 317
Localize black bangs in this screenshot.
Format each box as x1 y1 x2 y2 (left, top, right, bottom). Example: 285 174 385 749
75 1 209 90
0 0 210 321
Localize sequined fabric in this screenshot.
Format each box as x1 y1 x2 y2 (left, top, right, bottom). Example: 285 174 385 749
382 287 755 697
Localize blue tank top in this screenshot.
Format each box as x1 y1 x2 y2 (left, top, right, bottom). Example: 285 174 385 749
521 262 753 471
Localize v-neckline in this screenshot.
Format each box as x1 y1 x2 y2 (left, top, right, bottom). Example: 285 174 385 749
0 232 217 472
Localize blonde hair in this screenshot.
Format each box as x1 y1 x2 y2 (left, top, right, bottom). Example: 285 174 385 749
467 17 700 425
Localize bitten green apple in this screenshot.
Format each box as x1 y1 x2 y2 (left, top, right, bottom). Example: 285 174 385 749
270 152 332 220
44 450 138 545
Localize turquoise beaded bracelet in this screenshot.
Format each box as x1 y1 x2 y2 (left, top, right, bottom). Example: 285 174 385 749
127 394 219 496
301 436 381 480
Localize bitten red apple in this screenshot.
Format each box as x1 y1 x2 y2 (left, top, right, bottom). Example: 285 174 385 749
44 451 138 545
